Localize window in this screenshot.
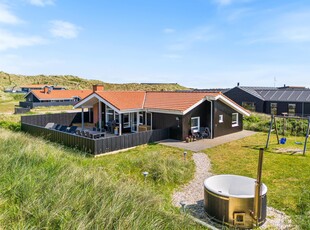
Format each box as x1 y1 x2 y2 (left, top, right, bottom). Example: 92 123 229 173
242 102 255 111
232 113 239 127
191 117 200 130
219 115 224 123
139 112 144 125
123 113 130 128
106 106 114 122
270 103 277 115
288 104 296 116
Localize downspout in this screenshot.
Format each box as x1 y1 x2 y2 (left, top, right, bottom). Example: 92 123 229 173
99 100 102 132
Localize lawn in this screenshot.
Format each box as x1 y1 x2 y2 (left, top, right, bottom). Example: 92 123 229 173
0 128 202 229
204 132 310 228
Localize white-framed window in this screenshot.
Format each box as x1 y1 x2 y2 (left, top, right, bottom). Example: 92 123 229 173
288 104 296 116
123 113 130 128
270 103 277 115
106 106 114 122
139 112 144 125
191 117 200 130
219 115 224 123
232 113 239 127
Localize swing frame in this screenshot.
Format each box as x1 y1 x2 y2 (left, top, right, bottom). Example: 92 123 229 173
265 115 310 156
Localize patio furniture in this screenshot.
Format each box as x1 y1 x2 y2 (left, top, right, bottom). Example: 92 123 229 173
55 125 62 130
200 127 210 139
191 128 200 139
59 125 68 132
68 126 78 133
45 122 56 129
75 129 82 136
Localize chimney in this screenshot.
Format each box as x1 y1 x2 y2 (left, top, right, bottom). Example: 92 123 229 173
93 85 104 92
43 86 49 94
237 82 240 87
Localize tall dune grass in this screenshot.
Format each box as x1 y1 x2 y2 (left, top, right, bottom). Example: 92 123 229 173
0 129 199 229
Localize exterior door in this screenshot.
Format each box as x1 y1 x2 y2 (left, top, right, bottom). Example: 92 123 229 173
131 112 137 132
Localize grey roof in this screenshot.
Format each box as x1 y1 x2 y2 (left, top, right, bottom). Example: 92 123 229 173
256 89 310 102
231 86 310 102
237 87 277 100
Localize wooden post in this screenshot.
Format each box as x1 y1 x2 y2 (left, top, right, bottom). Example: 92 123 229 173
119 113 122 136
266 115 274 149
81 107 84 131
303 116 310 156
98 101 102 132
253 148 264 226
274 116 279 144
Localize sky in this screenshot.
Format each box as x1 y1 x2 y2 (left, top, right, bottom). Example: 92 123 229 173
0 0 310 88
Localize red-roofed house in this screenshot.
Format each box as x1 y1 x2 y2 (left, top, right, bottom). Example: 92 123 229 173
20 84 66 93
74 85 250 140
20 86 92 109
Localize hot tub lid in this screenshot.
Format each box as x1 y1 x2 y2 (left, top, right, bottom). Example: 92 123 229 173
204 174 267 198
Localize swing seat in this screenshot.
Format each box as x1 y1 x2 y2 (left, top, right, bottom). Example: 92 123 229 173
280 137 287 144
295 141 303 145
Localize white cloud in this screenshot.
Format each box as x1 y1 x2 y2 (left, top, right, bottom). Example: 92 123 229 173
163 54 183 59
27 0 55 7
49 20 81 39
245 10 310 44
0 3 23 24
213 0 233 6
168 26 216 51
163 28 175 34
0 29 45 51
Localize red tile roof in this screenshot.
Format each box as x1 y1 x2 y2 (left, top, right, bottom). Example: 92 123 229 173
95 91 146 110
20 85 65 88
30 89 92 100
144 92 220 112
75 90 249 115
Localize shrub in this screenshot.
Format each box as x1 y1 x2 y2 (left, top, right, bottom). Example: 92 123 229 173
0 120 21 131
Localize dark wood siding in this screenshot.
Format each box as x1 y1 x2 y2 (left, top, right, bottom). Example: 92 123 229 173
224 87 264 113
152 113 182 140
213 100 243 138
265 101 307 117
182 100 211 140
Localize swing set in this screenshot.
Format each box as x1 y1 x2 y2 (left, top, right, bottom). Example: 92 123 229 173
266 115 310 156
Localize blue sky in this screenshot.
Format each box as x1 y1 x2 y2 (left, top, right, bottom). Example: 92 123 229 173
0 0 309 88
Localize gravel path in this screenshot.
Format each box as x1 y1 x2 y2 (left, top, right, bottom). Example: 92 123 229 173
172 152 293 229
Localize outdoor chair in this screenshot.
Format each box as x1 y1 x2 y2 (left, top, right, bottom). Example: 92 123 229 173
190 128 200 139
201 127 210 139
45 122 55 129
75 129 82 136
68 126 78 133
55 125 62 130
59 125 68 132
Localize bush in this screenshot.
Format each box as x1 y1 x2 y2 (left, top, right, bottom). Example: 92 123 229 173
244 113 308 136
0 120 20 131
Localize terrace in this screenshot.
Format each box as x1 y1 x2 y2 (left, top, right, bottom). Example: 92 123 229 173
21 112 170 155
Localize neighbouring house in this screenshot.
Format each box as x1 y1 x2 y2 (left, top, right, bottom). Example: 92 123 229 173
224 85 310 117
74 85 250 140
20 84 66 93
19 86 92 109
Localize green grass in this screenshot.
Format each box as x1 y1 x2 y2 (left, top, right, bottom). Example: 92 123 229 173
0 128 201 229
204 132 310 228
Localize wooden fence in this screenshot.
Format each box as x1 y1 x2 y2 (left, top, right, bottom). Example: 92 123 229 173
21 112 91 127
21 121 170 155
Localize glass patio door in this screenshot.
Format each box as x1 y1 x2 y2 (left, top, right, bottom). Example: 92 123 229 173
131 112 137 132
